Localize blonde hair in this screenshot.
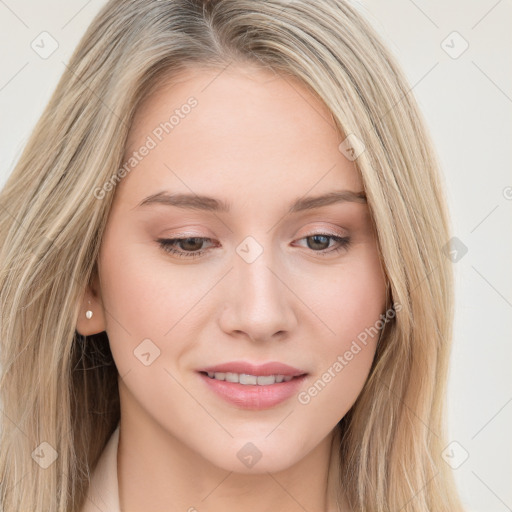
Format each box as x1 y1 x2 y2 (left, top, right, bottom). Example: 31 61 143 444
0 0 464 510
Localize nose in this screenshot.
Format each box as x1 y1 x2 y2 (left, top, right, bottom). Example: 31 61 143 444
218 244 298 343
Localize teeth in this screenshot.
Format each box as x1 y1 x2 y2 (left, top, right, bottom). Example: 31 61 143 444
256 375 275 385
205 372 297 385
226 372 238 383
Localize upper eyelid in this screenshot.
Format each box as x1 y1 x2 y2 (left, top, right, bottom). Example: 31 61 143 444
161 224 348 239
162 231 345 243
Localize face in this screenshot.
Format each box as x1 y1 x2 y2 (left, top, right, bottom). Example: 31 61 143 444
85 64 387 473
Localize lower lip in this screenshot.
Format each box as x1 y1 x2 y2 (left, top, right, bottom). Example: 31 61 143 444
198 372 307 410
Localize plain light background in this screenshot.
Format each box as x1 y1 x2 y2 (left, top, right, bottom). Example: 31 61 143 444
0 1 510 511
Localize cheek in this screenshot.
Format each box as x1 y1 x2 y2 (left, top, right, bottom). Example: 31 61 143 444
290 297 385 457
295 242 386 405
301 242 386 350
97 230 193 366
97 225 229 386
101 212 208 323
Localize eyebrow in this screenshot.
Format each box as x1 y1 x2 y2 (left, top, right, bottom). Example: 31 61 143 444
134 189 367 213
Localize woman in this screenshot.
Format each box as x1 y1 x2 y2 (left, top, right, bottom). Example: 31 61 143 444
0 0 465 511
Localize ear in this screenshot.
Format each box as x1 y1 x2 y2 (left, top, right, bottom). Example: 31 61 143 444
75 266 107 336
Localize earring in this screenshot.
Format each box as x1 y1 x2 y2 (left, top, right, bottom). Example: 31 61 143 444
85 300 93 320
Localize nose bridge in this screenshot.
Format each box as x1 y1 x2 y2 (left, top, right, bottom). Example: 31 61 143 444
220 235 296 340
236 237 285 314
238 251 280 308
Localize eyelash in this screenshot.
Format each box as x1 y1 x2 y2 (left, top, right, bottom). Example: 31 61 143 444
156 233 351 260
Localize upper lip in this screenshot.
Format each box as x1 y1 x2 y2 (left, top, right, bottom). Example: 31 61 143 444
198 361 307 377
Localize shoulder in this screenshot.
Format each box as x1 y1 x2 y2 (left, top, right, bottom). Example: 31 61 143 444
80 424 121 512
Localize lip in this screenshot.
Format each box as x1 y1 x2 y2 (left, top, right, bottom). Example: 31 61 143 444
197 361 308 410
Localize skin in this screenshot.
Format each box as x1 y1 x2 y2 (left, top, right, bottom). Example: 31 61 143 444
77 64 387 512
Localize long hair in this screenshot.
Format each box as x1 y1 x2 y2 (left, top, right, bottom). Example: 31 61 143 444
0 1 464 510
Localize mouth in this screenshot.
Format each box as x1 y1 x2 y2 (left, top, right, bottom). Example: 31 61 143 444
196 361 308 410
199 371 303 385
197 360 307 379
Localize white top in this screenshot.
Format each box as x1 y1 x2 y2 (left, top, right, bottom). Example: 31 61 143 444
80 423 121 512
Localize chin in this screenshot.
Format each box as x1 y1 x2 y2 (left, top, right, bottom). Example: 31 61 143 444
200 437 305 475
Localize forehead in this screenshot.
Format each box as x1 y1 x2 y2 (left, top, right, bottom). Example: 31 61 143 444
117 65 363 210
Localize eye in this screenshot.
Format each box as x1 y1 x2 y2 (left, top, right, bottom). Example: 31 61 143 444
157 233 350 260
294 233 351 256
157 237 216 259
